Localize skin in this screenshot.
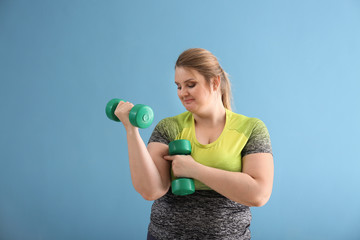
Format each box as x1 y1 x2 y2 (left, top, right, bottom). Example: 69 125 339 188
114 67 274 207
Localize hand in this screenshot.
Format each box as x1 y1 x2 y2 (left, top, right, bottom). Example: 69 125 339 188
114 101 135 130
163 154 199 178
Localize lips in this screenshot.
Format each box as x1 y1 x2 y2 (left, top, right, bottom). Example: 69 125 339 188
184 99 194 104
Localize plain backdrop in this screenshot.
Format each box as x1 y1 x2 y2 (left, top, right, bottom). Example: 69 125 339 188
1 0 360 239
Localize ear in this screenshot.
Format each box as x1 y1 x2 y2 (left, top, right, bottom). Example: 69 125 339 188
212 75 221 91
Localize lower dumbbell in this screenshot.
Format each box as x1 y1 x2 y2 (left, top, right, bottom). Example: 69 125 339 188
169 139 195 196
105 98 154 129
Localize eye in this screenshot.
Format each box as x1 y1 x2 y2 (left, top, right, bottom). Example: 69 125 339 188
188 83 196 88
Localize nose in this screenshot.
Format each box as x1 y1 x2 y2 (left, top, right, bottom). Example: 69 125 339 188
179 87 188 98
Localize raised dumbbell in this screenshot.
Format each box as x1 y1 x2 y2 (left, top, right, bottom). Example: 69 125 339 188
168 139 195 196
105 98 154 129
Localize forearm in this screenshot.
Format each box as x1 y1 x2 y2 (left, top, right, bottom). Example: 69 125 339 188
193 164 269 207
126 128 164 199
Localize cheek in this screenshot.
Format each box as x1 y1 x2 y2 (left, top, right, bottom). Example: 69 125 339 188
193 87 206 99
177 90 185 101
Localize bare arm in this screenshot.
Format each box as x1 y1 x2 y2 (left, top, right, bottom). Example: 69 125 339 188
126 129 170 200
115 101 171 200
165 152 273 206
194 153 273 206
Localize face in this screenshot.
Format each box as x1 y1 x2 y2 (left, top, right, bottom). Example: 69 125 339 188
175 67 219 113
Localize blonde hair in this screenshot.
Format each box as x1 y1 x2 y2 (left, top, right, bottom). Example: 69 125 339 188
175 48 233 111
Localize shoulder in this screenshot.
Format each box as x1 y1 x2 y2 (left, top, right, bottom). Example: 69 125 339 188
226 110 267 138
148 111 190 144
156 111 191 129
229 111 272 156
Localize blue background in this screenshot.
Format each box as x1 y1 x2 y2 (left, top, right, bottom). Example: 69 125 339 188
1 0 359 239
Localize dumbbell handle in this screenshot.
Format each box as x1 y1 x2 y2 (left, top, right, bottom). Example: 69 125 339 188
105 98 154 128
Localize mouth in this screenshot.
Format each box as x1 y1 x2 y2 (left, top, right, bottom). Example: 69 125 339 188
183 99 194 104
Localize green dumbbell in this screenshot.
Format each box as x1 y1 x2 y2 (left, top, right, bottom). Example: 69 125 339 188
105 98 154 129
168 139 195 196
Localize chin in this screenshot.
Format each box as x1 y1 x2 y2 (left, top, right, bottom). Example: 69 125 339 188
183 104 194 112
185 106 198 114
182 101 199 113
184 106 192 112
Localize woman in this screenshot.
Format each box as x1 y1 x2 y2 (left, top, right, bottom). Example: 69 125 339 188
115 48 274 239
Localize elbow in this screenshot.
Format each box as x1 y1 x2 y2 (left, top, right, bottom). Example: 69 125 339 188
133 182 170 201
250 180 273 207
142 194 156 201
137 189 158 201
133 187 156 201
252 196 269 207
251 192 272 207
139 189 168 201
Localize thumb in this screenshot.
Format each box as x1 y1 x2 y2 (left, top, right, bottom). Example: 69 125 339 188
163 155 174 161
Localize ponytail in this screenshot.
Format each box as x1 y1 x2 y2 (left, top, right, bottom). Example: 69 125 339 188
220 68 233 111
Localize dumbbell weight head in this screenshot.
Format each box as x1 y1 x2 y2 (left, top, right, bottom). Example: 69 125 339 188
168 140 195 196
169 139 191 155
105 98 124 122
129 104 154 129
171 178 195 196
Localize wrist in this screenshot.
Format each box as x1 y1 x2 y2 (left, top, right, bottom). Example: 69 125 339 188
191 161 205 180
125 126 139 136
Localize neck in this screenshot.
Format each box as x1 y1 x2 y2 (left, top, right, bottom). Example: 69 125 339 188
193 101 226 128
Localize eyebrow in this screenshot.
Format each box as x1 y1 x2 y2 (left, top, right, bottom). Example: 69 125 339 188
174 78 195 85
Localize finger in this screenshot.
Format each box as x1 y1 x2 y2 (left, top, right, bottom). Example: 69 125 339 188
118 101 129 109
163 155 174 161
124 101 134 108
116 102 134 113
